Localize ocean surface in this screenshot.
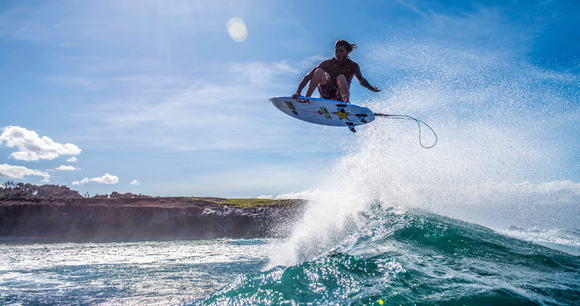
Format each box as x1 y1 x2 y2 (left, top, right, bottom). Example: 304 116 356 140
2 207 579 305
0 237 280 305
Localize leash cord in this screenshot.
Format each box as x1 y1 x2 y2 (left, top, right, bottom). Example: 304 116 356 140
373 113 438 149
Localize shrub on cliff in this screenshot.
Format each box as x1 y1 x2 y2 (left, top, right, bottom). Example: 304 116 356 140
1 182 83 200
92 194 109 199
110 191 152 199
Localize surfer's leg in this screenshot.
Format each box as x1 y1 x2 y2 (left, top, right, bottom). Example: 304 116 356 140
337 74 350 103
306 68 327 97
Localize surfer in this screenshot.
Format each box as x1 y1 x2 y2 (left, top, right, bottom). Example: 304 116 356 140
292 39 381 103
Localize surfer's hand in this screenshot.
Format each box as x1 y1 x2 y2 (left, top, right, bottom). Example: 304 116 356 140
292 92 300 100
370 86 381 93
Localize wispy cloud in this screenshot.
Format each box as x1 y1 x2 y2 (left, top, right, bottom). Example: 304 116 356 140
0 1 225 46
0 126 81 161
229 60 303 84
67 71 302 152
299 55 326 70
154 164 317 197
475 180 580 203
130 180 140 186
0 5 78 44
394 0 430 19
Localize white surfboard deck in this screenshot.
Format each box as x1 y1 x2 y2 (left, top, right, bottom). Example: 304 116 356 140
269 96 375 132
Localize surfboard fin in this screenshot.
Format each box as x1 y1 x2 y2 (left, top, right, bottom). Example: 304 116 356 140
346 123 356 133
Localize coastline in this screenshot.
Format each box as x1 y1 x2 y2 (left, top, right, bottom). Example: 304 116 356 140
0 197 305 243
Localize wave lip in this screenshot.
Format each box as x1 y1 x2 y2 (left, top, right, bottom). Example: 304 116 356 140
197 209 580 305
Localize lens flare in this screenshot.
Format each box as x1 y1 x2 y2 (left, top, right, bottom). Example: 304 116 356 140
227 17 248 42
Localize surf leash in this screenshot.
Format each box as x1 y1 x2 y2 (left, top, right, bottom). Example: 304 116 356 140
373 113 438 149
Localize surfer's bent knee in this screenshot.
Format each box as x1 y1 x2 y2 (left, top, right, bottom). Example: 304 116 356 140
336 74 347 86
313 68 328 85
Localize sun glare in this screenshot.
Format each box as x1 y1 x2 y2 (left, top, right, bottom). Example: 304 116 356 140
227 17 248 42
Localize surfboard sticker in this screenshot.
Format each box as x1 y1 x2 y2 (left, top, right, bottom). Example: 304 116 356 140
332 105 350 121
284 100 298 115
320 107 332 119
269 96 375 128
356 114 368 123
333 110 350 121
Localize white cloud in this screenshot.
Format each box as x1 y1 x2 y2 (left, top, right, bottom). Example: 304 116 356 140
0 164 50 182
130 180 140 186
66 157 78 163
0 126 81 161
55 165 78 171
72 173 119 185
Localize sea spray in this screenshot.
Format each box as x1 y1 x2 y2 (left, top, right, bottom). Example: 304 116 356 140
269 39 579 268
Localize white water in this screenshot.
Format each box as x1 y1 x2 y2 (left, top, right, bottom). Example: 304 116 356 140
0 239 280 305
268 40 580 268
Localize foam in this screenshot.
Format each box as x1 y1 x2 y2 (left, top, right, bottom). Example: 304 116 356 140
268 39 580 267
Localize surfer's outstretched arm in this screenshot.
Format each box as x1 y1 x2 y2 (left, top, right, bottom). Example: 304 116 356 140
354 66 381 93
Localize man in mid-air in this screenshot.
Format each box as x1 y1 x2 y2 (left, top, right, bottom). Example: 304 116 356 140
292 39 381 103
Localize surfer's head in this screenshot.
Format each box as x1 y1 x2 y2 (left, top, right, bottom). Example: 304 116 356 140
334 40 357 62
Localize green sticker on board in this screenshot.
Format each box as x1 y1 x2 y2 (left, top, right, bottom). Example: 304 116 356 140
320 107 332 119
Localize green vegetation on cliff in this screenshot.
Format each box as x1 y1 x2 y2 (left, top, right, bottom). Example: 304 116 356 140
224 198 297 209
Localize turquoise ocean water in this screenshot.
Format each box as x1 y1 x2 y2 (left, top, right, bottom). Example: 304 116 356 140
2 207 580 305
0 238 279 304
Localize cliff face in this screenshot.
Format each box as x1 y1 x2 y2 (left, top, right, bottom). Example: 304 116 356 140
0 197 303 242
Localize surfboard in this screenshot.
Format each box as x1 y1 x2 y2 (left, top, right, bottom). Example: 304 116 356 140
268 96 375 133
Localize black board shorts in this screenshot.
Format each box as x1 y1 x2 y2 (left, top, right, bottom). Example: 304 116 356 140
318 73 343 102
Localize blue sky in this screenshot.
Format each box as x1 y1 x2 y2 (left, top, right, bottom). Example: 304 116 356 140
0 0 578 198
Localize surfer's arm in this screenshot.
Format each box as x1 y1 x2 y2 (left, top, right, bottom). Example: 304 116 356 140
295 67 316 96
355 66 381 93
293 61 330 100
359 78 380 92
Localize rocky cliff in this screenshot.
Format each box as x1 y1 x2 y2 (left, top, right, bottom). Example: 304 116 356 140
0 197 304 242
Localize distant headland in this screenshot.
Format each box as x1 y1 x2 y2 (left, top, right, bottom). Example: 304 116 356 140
0 182 304 243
